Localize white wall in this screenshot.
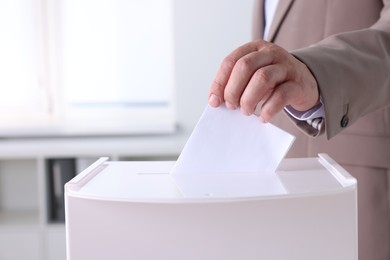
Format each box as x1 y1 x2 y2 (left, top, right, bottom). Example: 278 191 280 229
174 0 255 133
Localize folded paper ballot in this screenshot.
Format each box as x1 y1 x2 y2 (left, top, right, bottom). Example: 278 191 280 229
171 104 295 175
171 104 295 198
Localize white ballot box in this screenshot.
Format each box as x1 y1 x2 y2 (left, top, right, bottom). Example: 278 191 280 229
65 154 357 260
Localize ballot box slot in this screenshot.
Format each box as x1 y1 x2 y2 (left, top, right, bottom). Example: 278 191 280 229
137 172 169 175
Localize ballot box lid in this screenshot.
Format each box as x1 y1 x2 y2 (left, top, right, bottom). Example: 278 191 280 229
65 153 356 202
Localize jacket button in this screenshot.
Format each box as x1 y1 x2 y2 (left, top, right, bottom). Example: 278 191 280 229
340 115 349 128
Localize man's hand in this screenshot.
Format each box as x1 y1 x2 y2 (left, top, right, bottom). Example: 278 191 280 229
208 40 320 123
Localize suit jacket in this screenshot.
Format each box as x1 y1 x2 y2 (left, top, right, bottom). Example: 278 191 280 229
253 0 390 169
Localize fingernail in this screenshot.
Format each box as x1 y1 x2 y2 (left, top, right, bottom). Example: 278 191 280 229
240 107 250 116
259 116 267 124
225 101 236 110
208 94 221 107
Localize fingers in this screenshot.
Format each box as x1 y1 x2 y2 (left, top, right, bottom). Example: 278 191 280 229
224 51 274 110
208 40 319 124
209 56 235 107
239 63 287 115
259 82 296 123
208 41 266 108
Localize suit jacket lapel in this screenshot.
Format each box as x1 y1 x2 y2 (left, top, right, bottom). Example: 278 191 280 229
266 0 294 42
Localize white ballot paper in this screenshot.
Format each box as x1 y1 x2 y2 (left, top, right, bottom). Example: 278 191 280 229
171 104 295 198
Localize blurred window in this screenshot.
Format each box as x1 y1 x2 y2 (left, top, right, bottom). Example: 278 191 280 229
0 0 175 136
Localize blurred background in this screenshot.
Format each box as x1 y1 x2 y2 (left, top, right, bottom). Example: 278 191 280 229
0 0 254 259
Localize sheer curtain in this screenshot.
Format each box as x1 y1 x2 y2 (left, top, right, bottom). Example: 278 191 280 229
0 0 175 136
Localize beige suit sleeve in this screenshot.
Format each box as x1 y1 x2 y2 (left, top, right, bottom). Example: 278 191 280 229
291 3 390 139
